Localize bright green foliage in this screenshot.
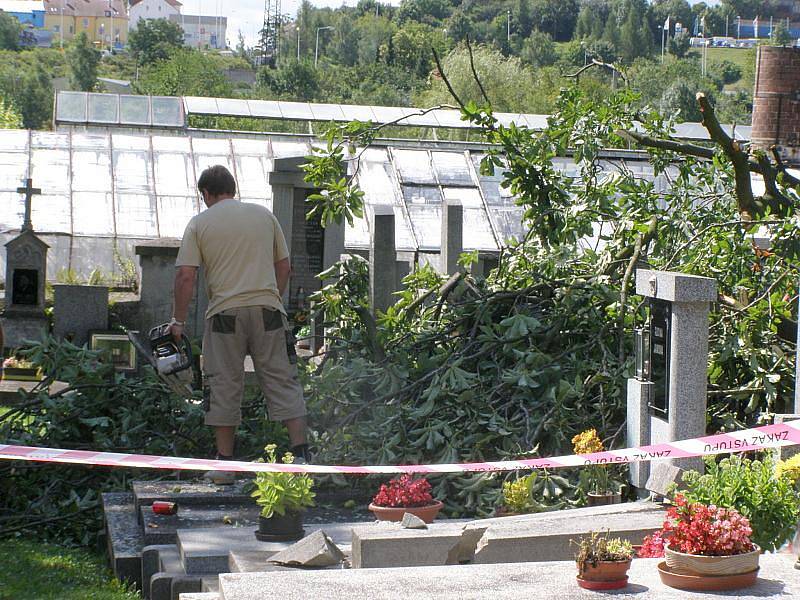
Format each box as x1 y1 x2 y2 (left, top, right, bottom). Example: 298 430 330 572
258 59 319 101
136 49 232 97
0 96 22 128
502 473 538 513
574 530 633 573
250 444 316 518
501 471 569 513
129 18 185 65
681 455 800 552
771 22 793 47
0 10 20 50
0 539 139 600
67 33 99 91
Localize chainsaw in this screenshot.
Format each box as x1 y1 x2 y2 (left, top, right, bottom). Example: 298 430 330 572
128 323 195 398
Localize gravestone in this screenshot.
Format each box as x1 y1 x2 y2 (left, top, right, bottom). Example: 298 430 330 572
288 190 325 314
53 284 109 346
369 206 397 313
441 199 463 276
627 269 717 489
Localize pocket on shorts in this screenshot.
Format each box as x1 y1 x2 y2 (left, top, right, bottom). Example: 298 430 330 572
285 328 297 365
262 308 283 332
212 313 236 334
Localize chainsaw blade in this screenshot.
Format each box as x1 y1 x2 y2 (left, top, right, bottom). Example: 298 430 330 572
128 330 194 399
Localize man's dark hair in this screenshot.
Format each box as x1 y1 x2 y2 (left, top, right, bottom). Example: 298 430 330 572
198 165 237 197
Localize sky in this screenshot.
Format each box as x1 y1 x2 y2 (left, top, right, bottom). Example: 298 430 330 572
179 0 721 48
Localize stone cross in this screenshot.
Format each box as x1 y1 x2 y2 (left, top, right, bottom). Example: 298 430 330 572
16 178 41 232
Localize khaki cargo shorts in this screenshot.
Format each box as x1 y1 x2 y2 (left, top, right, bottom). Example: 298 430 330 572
202 305 306 426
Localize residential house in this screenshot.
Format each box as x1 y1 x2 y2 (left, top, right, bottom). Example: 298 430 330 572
43 0 128 48
169 13 226 49
128 0 181 30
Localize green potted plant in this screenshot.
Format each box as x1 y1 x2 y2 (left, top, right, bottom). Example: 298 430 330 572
250 444 315 542
573 530 634 590
572 428 621 505
369 474 443 523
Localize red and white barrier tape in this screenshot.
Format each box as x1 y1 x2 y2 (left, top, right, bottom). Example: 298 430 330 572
1 420 799 475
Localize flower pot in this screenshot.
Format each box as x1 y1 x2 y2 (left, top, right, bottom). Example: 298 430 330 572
254 512 304 542
368 500 444 524
664 544 760 576
587 491 622 507
576 559 632 590
2 367 42 381
658 561 759 592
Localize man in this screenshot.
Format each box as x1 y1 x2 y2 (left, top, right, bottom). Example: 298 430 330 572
172 165 309 484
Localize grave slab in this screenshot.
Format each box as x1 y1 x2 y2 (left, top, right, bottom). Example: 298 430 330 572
141 504 261 545
178 521 360 575
179 595 218 600
229 551 318 574
132 480 254 515
142 545 178 600
212 554 800 600
52 284 108 346
102 492 145 590
352 502 665 569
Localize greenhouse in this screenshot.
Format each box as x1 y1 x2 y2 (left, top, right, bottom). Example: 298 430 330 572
0 92 737 282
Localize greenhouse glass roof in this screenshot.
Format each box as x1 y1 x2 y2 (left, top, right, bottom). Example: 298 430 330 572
0 127 668 282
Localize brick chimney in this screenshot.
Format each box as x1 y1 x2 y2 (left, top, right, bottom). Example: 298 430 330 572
751 46 800 164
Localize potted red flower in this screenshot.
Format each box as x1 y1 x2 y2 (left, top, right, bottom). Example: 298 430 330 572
639 494 760 591
369 474 443 523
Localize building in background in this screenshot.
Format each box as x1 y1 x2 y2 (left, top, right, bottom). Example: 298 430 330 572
128 0 181 31
169 13 226 49
43 0 128 48
0 0 45 27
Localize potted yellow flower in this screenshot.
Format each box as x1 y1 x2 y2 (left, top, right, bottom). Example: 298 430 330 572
572 428 621 506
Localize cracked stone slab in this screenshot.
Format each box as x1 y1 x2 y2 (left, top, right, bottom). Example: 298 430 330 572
178 521 359 575
268 530 346 568
351 522 469 569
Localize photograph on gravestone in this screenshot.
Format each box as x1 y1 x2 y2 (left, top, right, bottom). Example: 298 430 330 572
11 269 38 306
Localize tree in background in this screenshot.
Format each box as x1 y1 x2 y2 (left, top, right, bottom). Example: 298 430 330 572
521 30 558 68
668 32 691 58
136 49 232 97
0 96 22 128
515 0 534 38
258 59 319 101
67 33 99 91
129 18 185 65
0 11 20 51
618 0 651 62
18 64 53 129
391 22 450 79
771 22 792 47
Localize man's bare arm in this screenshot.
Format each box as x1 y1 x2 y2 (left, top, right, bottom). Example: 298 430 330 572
275 257 290 297
173 266 198 322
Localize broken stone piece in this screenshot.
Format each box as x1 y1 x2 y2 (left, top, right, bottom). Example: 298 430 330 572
645 462 685 499
401 513 428 529
268 530 345 568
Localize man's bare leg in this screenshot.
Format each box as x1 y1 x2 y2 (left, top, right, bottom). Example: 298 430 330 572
284 416 307 447
214 425 236 457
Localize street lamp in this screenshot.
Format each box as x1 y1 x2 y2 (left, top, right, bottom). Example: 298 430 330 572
296 25 300 60
315 26 333 68
737 15 741 40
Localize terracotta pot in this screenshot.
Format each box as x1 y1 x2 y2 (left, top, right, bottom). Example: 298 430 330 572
368 500 444 523
254 511 304 542
576 559 632 590
664 544 760 576
587 492 622 506
658 561 759 592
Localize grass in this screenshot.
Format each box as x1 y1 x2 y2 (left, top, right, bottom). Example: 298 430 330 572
0 538 139 600
689 46 755 71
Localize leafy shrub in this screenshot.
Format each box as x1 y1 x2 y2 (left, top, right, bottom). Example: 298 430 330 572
573 530 633 575
680 455 800 552
250 445 315 518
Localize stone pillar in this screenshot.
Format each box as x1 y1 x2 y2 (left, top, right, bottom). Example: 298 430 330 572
135 240 207 339
441 199 463 275
627 380 654 490
629 270 717 476
53 284 109 346
370 206 396 313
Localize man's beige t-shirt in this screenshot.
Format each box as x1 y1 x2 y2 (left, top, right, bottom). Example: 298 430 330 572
176 199 289 319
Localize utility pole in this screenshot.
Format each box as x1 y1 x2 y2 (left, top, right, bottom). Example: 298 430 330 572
507 9 511 43
315 26 333 68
